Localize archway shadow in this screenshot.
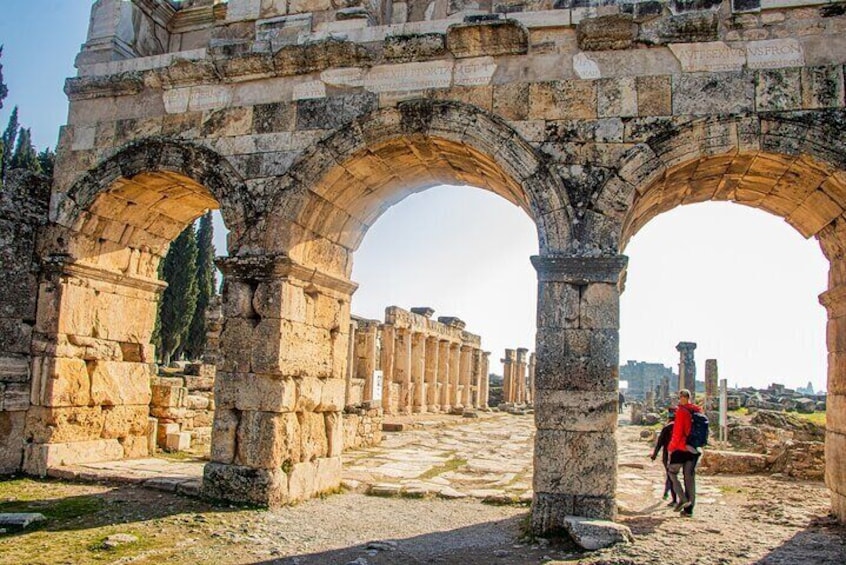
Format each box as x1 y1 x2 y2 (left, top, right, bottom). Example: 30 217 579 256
750 515 846 564
243 513 579 565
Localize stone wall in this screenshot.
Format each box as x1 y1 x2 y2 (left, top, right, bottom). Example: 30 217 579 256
0 171 50 473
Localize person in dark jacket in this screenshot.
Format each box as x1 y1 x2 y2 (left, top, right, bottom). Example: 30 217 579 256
668 389 703 517
650 410 676 504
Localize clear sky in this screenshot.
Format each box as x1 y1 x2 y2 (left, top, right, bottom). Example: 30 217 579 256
0 2 830 392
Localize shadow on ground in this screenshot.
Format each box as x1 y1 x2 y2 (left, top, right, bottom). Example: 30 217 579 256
751 516 846 564
246 514 579 565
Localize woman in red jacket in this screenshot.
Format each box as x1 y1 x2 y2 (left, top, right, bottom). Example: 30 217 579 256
667 389 703 517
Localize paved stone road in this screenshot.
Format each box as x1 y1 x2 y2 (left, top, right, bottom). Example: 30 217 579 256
51 408 724 515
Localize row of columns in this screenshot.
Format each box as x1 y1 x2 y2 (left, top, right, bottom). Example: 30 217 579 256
501 348 536 404
348 308 491 414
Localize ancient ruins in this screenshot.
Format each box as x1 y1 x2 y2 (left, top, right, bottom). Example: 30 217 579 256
1 0 846 536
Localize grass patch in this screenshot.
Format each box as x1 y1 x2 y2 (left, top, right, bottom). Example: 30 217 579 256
0 491 104 522
418 456 467 480
792 411 826 427
729 407 749 417
719 485 744 494
156 451 209 462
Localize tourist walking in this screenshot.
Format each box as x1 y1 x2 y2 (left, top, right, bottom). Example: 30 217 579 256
650 410 676 505
667 389 703 517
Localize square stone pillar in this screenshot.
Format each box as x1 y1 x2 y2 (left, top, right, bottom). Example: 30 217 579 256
380 325 395 415
516 348 529 404
459 345 473 409
480 352 491 409
203 255 354 507
411 332 426 413
356 322 379 404
530 255 627 534
528 352 536 405
471 348 483 408
676 342 697 394
345 320 357 408
24 258 160 476
437 339 451 412
819 284 846 524
395 328 412 414
449 343 461 409
425 336 440 412
704 359 718 411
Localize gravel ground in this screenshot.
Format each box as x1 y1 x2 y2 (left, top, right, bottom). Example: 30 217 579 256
1 415 845 564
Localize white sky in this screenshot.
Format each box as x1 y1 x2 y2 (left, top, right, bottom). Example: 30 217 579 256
0 3 830 393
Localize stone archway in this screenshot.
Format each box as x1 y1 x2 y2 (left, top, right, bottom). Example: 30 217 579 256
23 138 248 475
201 101 590 517
592 111 846 524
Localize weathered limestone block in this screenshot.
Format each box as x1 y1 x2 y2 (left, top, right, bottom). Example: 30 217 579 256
325 411 344 456
121 434 150 459
222 280 256 319
23 439 124 476
535 390 618 432
0 319 33 355
235 410 300 469
825 429 846 499
287 456 342 502
801 66 845 110
597 77 637 119
529 81 597 120
252 320 334 377
637 12 719 45
210 408 238 464
89 361 152 406
151 383 186 408
580 284 620 329
253 280 307 321
215 373 297 413
636 75 672 117
563 516 633 550
534 429 617 496
0 411 26 473
577 15 635 51
446 21 528 59
537 283 580 329
385 33 446 62
202 462 289 507
0 356 30 384
296 92 378 130
756 68 802 112
102 405 149 439
25 406 105 443
218 318 254 373
298 411 329 462
672 72 754 115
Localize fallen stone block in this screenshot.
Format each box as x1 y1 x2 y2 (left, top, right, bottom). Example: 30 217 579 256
0 513 46 531
166 431 192 452
563 516 633 550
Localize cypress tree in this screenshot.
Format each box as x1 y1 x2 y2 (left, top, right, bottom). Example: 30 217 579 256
183 212 217 360
1 106 18 181
10 127 41 173
0 46 8 110
157 224 199 365
37 147 55 178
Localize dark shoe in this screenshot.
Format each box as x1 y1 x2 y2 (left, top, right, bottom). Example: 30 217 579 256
680 507 694 517
666 501 677 507
673 500 688 512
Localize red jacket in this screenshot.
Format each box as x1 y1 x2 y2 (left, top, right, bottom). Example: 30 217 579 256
669 403 702 453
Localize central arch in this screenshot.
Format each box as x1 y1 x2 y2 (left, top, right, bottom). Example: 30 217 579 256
203 101 581 513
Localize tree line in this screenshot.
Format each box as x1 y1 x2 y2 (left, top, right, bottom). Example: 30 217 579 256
1 46 217 365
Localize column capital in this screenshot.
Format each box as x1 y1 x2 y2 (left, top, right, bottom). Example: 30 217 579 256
216 254 358 295
820 285 846 317
530 255 628 284
676 341 697 352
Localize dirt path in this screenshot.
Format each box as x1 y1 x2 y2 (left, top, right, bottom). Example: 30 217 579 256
1 413 844 564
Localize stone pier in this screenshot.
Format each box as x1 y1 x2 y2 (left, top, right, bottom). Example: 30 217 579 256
705 359 719 411
502 349 516 403
676 342 697 395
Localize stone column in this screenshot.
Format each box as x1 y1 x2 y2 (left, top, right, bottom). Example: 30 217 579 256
357 322 379 405
471 348 483 408
202 255 352 507
345 320 357 408
411 332 426 413
395 328 412 414
528 352 537 405
438 339 451 412
516 348 529 404
705 359 718 411
380 325 395 415
502 349 516 403
530 255 626 533
819 285 846 524
676 342 697 394
480 351 491 409
425 336 440 412
449 343 461 410
459 345 472 409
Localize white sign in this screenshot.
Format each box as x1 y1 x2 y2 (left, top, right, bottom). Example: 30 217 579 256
573 52 601 80
746 39 804 70
292 80 326 100
372 370 383 402
454 57 497 87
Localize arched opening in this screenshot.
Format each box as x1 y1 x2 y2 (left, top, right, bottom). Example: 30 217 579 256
203 101 573 510
601 125 846 522
23 139 243 476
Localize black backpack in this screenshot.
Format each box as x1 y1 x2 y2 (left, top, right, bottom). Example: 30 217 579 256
685 407 709 448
